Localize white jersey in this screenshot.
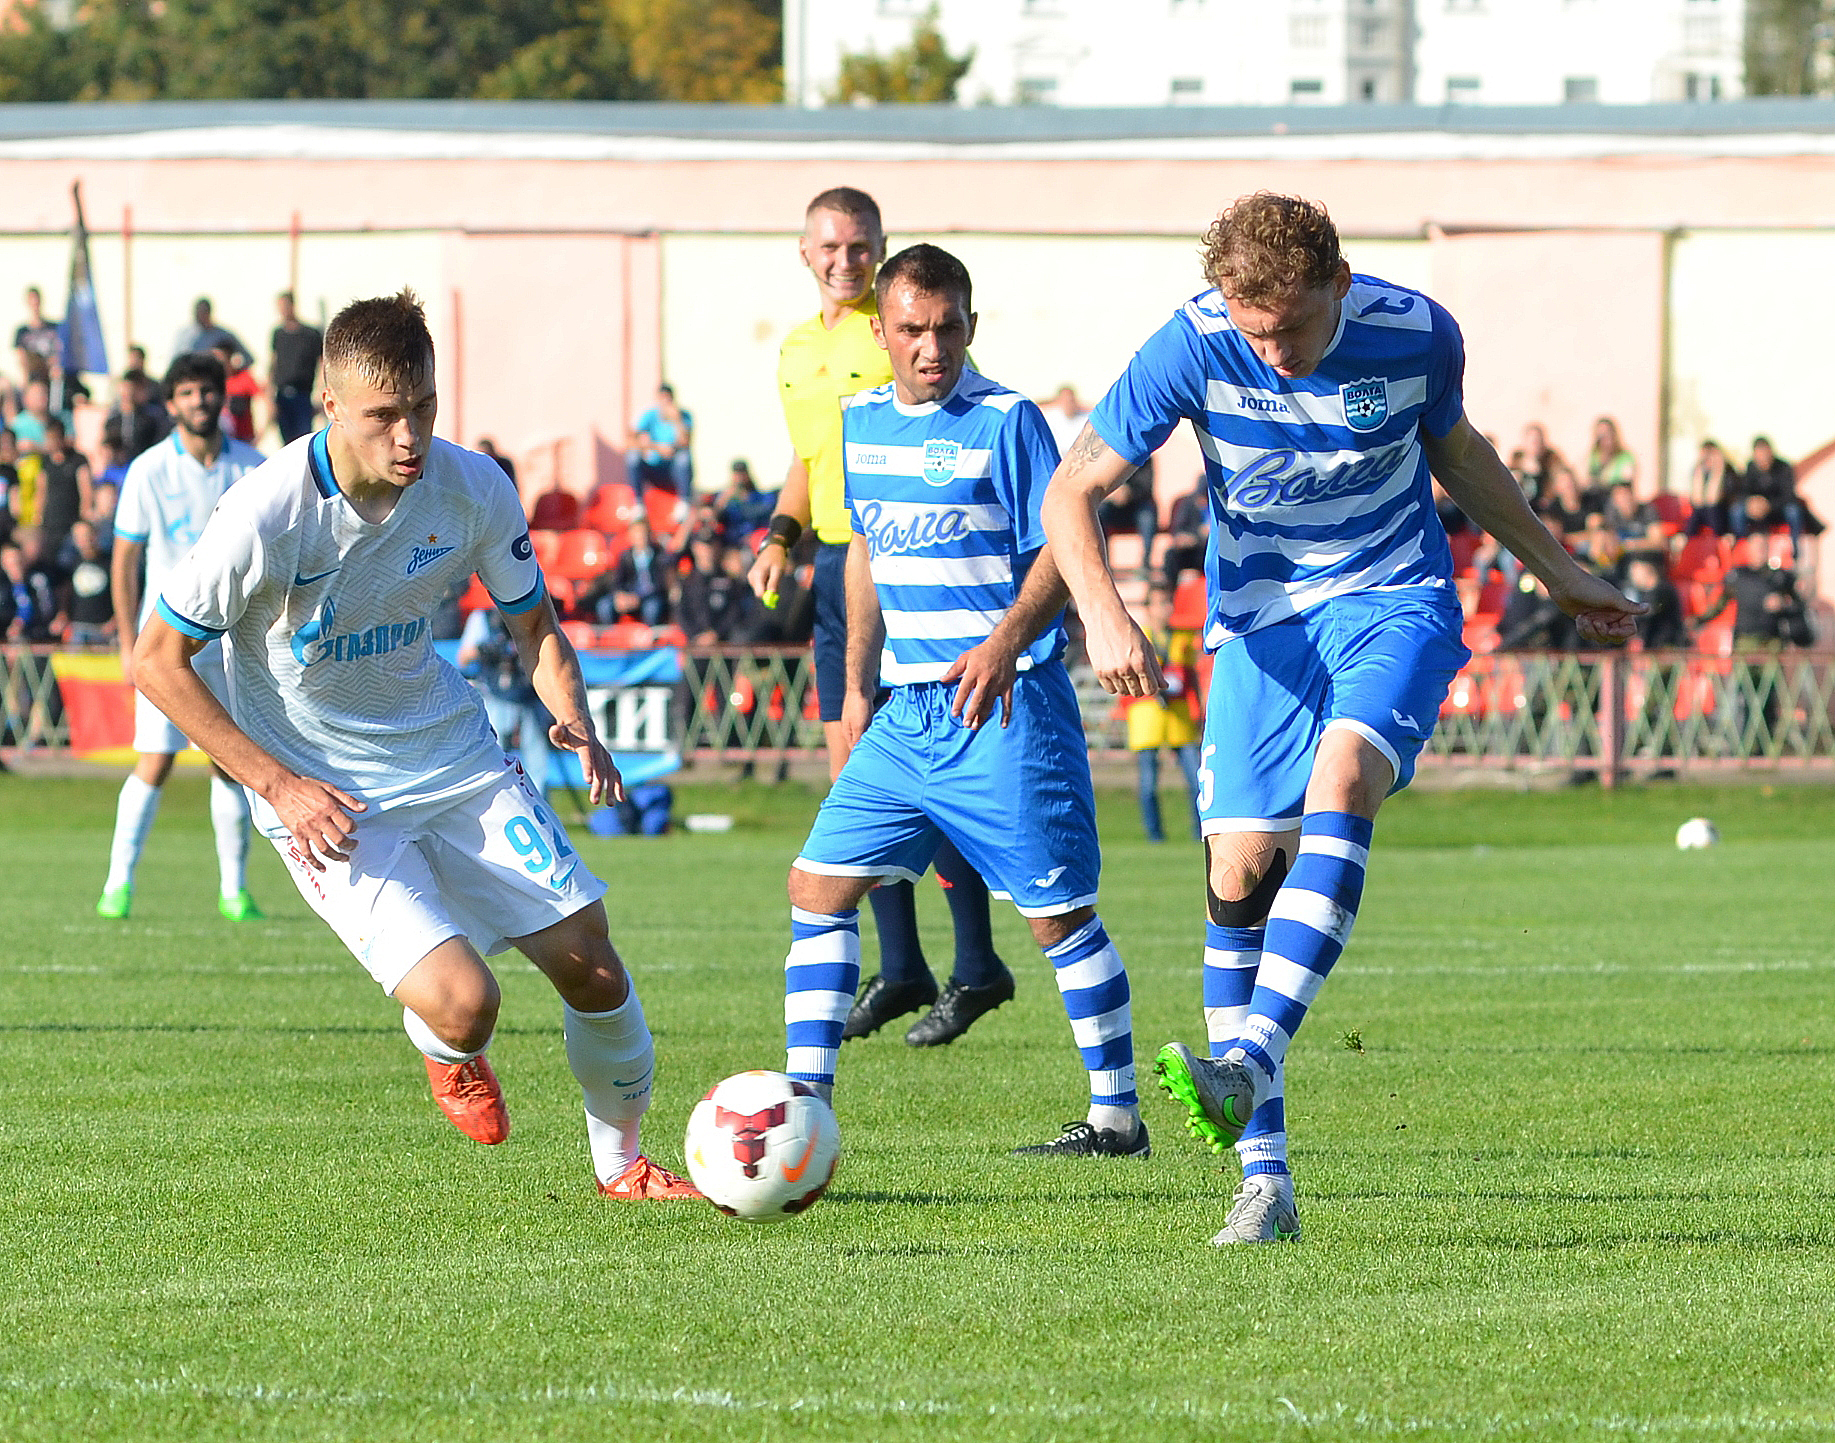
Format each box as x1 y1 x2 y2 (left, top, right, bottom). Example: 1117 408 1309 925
114 430 268 627
156 431 545 824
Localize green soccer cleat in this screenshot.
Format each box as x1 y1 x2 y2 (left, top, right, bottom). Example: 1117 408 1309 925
96 887 132 920
218 890 265 922
1211 1174 1302 1246
1154 1041 1259 1155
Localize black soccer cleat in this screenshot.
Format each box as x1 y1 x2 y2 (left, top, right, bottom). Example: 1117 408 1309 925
904 962 1016 1047
841 972 939 1041
1011 1119 1151 1159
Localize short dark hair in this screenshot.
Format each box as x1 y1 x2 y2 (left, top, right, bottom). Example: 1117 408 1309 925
875 243 972 313
323 289 434 390
43 417 65 438
163 352 227 399
805 186 882 234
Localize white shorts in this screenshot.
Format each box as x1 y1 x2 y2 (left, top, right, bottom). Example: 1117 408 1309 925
134 642 229 755
267 758 608 994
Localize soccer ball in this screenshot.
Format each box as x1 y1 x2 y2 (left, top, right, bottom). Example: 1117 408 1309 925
1676 817 1720 850
683 1070 840 1222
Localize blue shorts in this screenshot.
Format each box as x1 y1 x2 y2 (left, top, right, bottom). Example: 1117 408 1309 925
1199 587 1469 833
796 660 1100 917
811 540 850 724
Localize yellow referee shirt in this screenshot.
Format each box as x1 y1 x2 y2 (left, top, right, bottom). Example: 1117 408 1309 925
777 296 893 545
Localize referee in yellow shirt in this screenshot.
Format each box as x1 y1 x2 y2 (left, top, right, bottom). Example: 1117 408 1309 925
749 186 1013 1048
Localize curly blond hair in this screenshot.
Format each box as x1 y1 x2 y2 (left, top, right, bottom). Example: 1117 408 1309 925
1200 192 1342 305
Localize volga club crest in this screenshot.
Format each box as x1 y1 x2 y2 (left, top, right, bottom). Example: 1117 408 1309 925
922 438 961 486
1341 378 1388 432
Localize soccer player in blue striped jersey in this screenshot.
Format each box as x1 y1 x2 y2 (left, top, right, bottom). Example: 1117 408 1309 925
781 244 1145 1158
1043 193 1643 1241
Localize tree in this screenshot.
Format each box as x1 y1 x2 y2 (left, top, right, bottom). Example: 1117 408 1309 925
1745 0 1834 95
613 0 779 103
827 7 973 105
0 0 775 102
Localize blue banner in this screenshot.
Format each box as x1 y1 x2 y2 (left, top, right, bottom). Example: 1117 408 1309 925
59 183 108 378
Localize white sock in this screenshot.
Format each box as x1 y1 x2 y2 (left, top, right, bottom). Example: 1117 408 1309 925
1087 1102 1140 1136
210 776 252 900
104 774 161 894
563 991 654 1184
403 1007 486 1066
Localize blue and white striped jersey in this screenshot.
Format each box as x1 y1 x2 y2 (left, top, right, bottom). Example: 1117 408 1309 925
843 367 1065 685
1091 275 1464 651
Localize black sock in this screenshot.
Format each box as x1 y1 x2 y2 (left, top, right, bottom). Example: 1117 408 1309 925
934 838 1001 989
865 880 930 987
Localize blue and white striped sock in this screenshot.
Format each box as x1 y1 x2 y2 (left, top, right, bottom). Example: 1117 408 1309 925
783 906 861 1090
1229 812 1372 1084
1204 921 1289 1178
1045 915 1138 1126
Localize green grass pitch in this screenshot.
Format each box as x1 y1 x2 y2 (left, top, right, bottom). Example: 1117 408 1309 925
3 770 1835 1441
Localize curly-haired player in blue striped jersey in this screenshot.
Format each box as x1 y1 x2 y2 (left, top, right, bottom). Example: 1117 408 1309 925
1043 193 1644 1242
779 244 1145 1158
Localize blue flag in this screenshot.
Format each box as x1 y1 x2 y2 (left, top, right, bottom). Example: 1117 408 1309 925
60 182 108 378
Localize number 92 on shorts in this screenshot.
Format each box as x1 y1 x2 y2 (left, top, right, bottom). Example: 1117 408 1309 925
268 758 607 995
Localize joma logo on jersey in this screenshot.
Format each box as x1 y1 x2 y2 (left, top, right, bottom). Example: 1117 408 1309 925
854 499 973 557
922 439 961 486
1237 396 1290 414
291 595 428 669
406 543 456 576
1225 439 1413 510
1341 378 1389 432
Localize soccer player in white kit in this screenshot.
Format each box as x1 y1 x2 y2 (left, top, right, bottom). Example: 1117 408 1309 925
133 291 698 1199
100 353 267 921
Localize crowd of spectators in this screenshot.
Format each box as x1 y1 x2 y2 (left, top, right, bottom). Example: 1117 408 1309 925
1 285 320 644
1463 417 1824 655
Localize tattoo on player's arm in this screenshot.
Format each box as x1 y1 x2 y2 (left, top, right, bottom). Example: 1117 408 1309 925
1064 424 1108 471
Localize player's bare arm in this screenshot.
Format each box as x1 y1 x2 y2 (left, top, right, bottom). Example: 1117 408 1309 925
1039 423 1166 698
943 546 1070 730
110 534 146 685
747 455 812 602
1423 416 1645 644
839 532 884 754
133 614 365 867
500 597 623 808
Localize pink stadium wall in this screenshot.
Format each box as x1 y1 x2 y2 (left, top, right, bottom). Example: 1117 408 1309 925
1428 229 1667 496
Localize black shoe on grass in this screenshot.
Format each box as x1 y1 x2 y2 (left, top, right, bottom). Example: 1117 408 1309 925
841 972 939 1041
1011 1119 1150 1158
904 963 1016 1047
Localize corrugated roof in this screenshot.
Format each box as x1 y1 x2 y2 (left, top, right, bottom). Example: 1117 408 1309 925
1 97 1834 143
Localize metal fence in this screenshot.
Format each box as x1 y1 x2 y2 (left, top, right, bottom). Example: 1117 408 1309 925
8 643 1834 783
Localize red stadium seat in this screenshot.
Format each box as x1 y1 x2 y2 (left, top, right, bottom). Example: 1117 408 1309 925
559 620 598 650
551 529 617 581
1670 531 1722 583
602 620 656 650
530 529 564 572
458 574 493 613
582 483 639 535
644 486 687 540
1170 575 1206 631
1651 492 1692 536
1448 530 1482 576
1696 609 1735 656
529 488 580 532
651 624 687 648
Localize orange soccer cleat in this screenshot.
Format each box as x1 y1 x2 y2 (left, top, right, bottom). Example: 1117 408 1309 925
425 1055 511 1145
596 1156 704 1201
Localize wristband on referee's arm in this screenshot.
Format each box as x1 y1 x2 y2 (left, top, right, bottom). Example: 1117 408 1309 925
765 514 804 551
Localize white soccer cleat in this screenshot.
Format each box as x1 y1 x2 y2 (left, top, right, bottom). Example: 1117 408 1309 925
1210 1173 1302 1246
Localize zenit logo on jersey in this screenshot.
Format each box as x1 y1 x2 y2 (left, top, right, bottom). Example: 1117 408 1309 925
1089 274 1464 649
407 541 456 576
842 367 1065 685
